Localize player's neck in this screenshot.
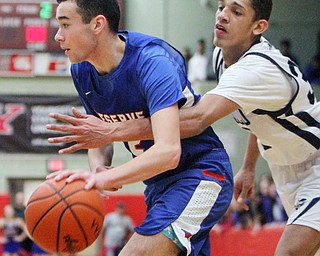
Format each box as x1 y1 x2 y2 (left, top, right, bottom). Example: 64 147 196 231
90 34 126 75
221 44 251 67
221 49 244 67
222 38 260 67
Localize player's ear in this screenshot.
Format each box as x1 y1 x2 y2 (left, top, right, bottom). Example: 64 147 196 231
253 19 269 36
91 15 106 33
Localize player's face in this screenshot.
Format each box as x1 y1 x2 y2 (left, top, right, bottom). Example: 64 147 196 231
213 0 259 52
54 1 97 63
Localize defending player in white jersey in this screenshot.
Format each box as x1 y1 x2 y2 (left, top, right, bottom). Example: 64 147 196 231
47 0 320 255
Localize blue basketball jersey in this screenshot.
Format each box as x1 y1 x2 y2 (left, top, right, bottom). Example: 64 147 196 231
70 31 225 185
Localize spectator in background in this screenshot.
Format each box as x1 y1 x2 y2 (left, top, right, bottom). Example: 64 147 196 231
13 192 33 256
102 202 134 256
13 192 25 220
232 200 254 229
188 38 208 85
304 54 320 86
217 173 287 231
254 174 287 226
0 204 27 256
280 38 299 65
206 34 216 81
13 192 51 256
182 46 192 66
256 174 274 225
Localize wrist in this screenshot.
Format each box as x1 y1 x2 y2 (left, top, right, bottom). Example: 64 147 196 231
240 164 256 173
106 122 123 142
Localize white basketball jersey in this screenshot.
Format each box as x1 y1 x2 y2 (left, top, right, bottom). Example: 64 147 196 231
208 37 320 166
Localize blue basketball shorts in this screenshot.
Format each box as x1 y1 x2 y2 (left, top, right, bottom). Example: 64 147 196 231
135 148 233 255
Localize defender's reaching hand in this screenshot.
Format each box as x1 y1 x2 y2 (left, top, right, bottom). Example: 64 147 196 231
46 107 116 154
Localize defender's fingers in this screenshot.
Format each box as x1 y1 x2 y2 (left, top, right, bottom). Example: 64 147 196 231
58 144 83 155
49 112 78 125
46 124 77 133
72 107 86 118
48 135 77 144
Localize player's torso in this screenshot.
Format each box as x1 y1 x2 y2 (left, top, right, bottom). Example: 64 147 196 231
75 32 226 183
76 47 156 157
82 66 149 123
215 38 320 165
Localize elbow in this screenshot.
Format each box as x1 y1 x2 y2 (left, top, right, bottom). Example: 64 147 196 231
165 144 181 170
172 146 182 169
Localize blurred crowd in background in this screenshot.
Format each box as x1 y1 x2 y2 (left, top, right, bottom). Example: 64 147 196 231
214 173 288 234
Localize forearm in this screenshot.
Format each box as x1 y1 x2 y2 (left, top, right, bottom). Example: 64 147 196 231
88 144 114 172
109 118 153 142
241 133 260 172
47 110 154 153
107 142 181 187
48 95 237 154
179 94 239 138
179 107 207 138
103 106 181 187
109 110 202 141
109 94 239 141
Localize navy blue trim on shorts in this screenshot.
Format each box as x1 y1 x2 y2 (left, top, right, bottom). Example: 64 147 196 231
290 197 320 225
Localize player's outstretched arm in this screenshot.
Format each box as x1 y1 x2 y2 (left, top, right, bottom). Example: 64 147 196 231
179 93 240 138
46 107 152 154
47 94 239 154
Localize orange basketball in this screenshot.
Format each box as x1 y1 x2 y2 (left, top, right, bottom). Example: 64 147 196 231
25 178 104 255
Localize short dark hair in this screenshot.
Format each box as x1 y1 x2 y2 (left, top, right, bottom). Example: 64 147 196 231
250 0 273 21
56 0 120 33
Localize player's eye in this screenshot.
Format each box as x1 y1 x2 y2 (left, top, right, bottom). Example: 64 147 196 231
217 5 224 12
231 7 243 16
58 23 69 29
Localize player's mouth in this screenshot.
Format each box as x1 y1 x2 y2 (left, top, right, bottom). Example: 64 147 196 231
215 24 227 34
62 47 71 55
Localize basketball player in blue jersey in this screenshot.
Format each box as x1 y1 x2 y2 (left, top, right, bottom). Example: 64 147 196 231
46 0 233 255
48 0 320 255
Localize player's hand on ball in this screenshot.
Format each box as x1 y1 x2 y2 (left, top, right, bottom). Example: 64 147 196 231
25 178 104 254
46 168 122 192
46 169 81 182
